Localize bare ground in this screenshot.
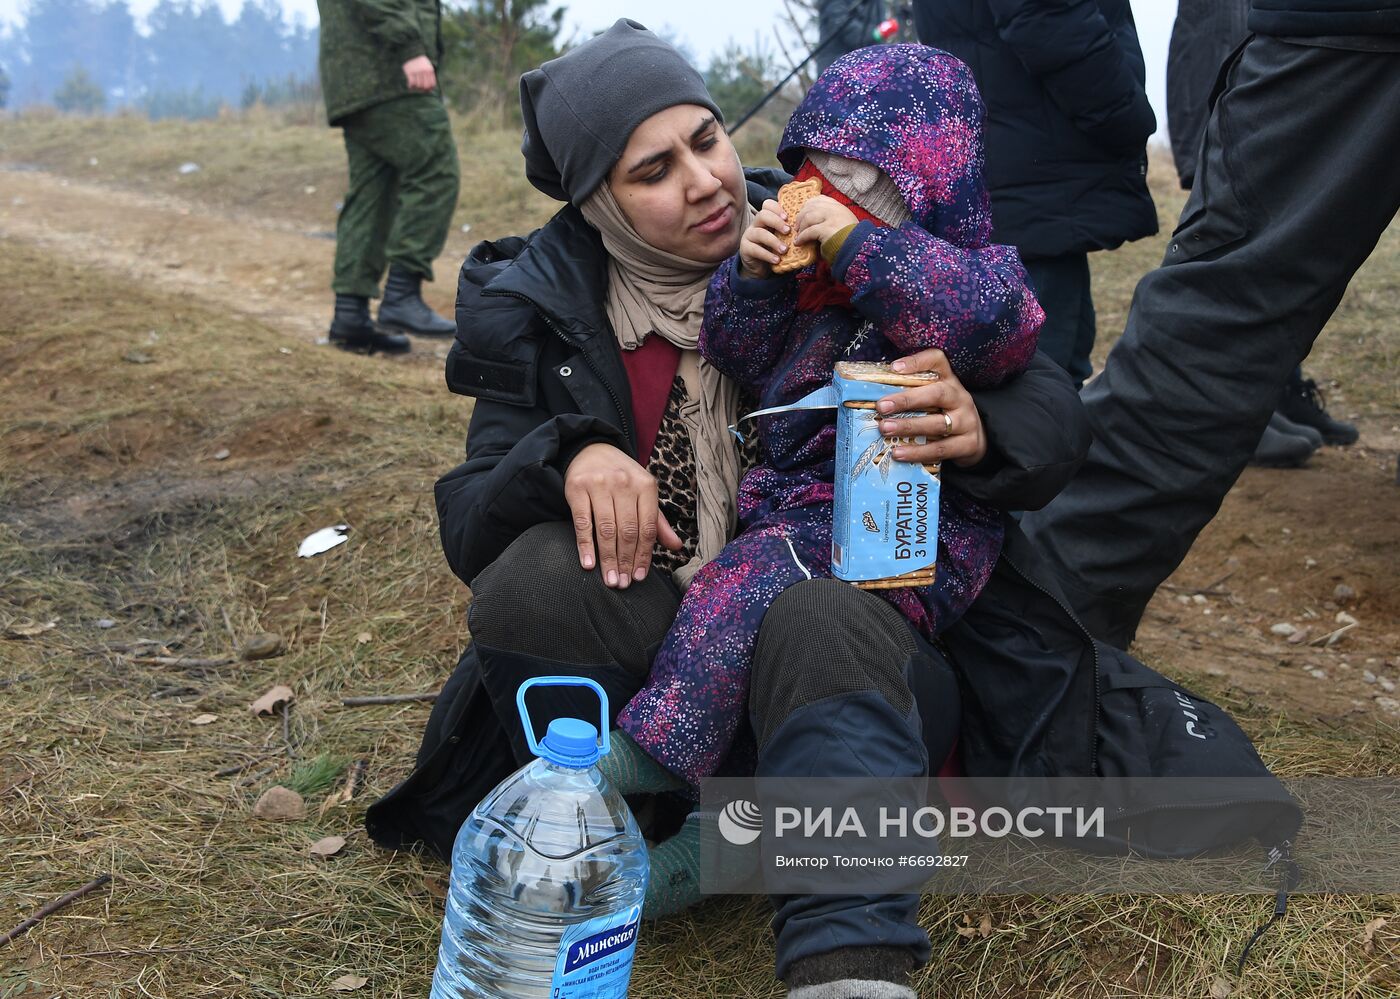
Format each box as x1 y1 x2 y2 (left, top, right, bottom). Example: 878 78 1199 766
0 167 457 348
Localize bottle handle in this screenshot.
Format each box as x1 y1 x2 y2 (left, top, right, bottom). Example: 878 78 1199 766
515 676 610 759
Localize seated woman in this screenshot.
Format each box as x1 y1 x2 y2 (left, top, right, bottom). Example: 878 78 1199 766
366 19 1083 996
368 20 1298 999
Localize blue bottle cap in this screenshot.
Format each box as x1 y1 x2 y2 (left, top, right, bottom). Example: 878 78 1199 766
539 717 601 768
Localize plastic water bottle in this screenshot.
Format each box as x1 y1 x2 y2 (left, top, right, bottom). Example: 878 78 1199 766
429 676 649 999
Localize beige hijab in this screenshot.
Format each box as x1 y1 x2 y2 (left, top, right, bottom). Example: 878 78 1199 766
579 181 754 586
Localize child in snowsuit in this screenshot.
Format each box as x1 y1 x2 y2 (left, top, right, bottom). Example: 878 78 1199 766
606 44 1043 805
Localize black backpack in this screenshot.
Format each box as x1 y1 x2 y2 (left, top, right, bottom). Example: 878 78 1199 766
941 535 1302 966
944 542 1302 856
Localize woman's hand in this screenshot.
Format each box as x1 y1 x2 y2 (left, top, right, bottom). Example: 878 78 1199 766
875 348 988 468
564 443 683 587
738 199 793 279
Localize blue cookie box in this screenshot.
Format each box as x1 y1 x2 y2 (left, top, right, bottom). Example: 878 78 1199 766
830 371 940 583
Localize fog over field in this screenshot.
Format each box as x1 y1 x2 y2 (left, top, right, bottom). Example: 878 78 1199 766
0 0 1176 138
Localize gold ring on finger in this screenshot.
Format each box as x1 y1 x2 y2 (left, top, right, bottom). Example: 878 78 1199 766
942 411 953 437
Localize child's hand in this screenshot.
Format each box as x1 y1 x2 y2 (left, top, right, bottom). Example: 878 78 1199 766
738 199 792 279
792 196 859 250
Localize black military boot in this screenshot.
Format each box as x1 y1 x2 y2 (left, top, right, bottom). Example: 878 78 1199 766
1268 410 1323 450
1277 374 1359 445
328 294 410 354
1248 421 1316 469
377 266 456 337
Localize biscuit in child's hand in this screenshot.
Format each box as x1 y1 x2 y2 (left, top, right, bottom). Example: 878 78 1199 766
772 178 824 274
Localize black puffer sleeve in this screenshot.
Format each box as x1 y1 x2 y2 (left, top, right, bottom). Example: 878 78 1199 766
435 404 629 588
435 234 630 587
943 351 1091 511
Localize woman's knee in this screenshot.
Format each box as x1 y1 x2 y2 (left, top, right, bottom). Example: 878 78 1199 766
468 521 678 675
471 522 579 617
750 579 918 742
469 522 600 646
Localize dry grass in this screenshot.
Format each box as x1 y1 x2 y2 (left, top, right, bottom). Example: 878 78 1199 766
1 237 470 995
0 107 560 245
2 122 1400 998
10 110 1389 416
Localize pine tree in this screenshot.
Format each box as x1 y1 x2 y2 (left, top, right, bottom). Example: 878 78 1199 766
704 41 784 125
19 0 126 103
53 64 105 112
440 0 566 125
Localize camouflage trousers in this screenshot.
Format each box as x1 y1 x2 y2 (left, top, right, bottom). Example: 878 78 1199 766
332 93 460 298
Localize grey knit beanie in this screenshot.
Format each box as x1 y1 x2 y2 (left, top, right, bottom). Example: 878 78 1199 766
807 150 912 227
519 19 724 204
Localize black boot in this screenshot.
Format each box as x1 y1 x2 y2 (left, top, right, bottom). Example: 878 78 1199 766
378 266 456 337
328 294 410 354
1268 409 1323 450
1277 374 1359 445
1248 421 1316 468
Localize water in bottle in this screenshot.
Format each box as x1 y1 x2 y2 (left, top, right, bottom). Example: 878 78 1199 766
429 676 649 998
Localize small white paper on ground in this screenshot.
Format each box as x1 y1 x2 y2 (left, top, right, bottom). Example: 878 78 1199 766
298 525 350 558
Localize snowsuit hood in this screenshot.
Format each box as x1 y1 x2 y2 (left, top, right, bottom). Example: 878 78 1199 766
778 44 993 249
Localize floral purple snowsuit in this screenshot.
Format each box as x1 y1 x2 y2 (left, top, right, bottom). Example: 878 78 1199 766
616 45 1044 785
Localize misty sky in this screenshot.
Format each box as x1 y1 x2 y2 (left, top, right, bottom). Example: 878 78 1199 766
0 0 1180 136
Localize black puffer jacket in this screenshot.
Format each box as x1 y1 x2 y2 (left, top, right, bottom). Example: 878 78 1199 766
378 188 1094 857
435 169 1092 589
913 0 1158 259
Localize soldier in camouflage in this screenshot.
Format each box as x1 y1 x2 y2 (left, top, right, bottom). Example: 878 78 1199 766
317 0 460 353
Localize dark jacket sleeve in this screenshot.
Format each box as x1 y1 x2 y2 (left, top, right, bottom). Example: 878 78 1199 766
1166 0 1251 189
942 351 1090 511
435 402 629 588
987 0 1156 152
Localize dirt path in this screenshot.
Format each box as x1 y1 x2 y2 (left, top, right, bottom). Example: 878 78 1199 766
1132 446 1400 726
0 166 457 364
3 164 1398 728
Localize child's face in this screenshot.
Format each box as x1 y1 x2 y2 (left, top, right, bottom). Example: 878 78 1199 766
607 104 747 263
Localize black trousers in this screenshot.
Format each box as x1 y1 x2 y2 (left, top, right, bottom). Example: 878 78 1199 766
1022 36 1400 647
1023 253 1096 390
